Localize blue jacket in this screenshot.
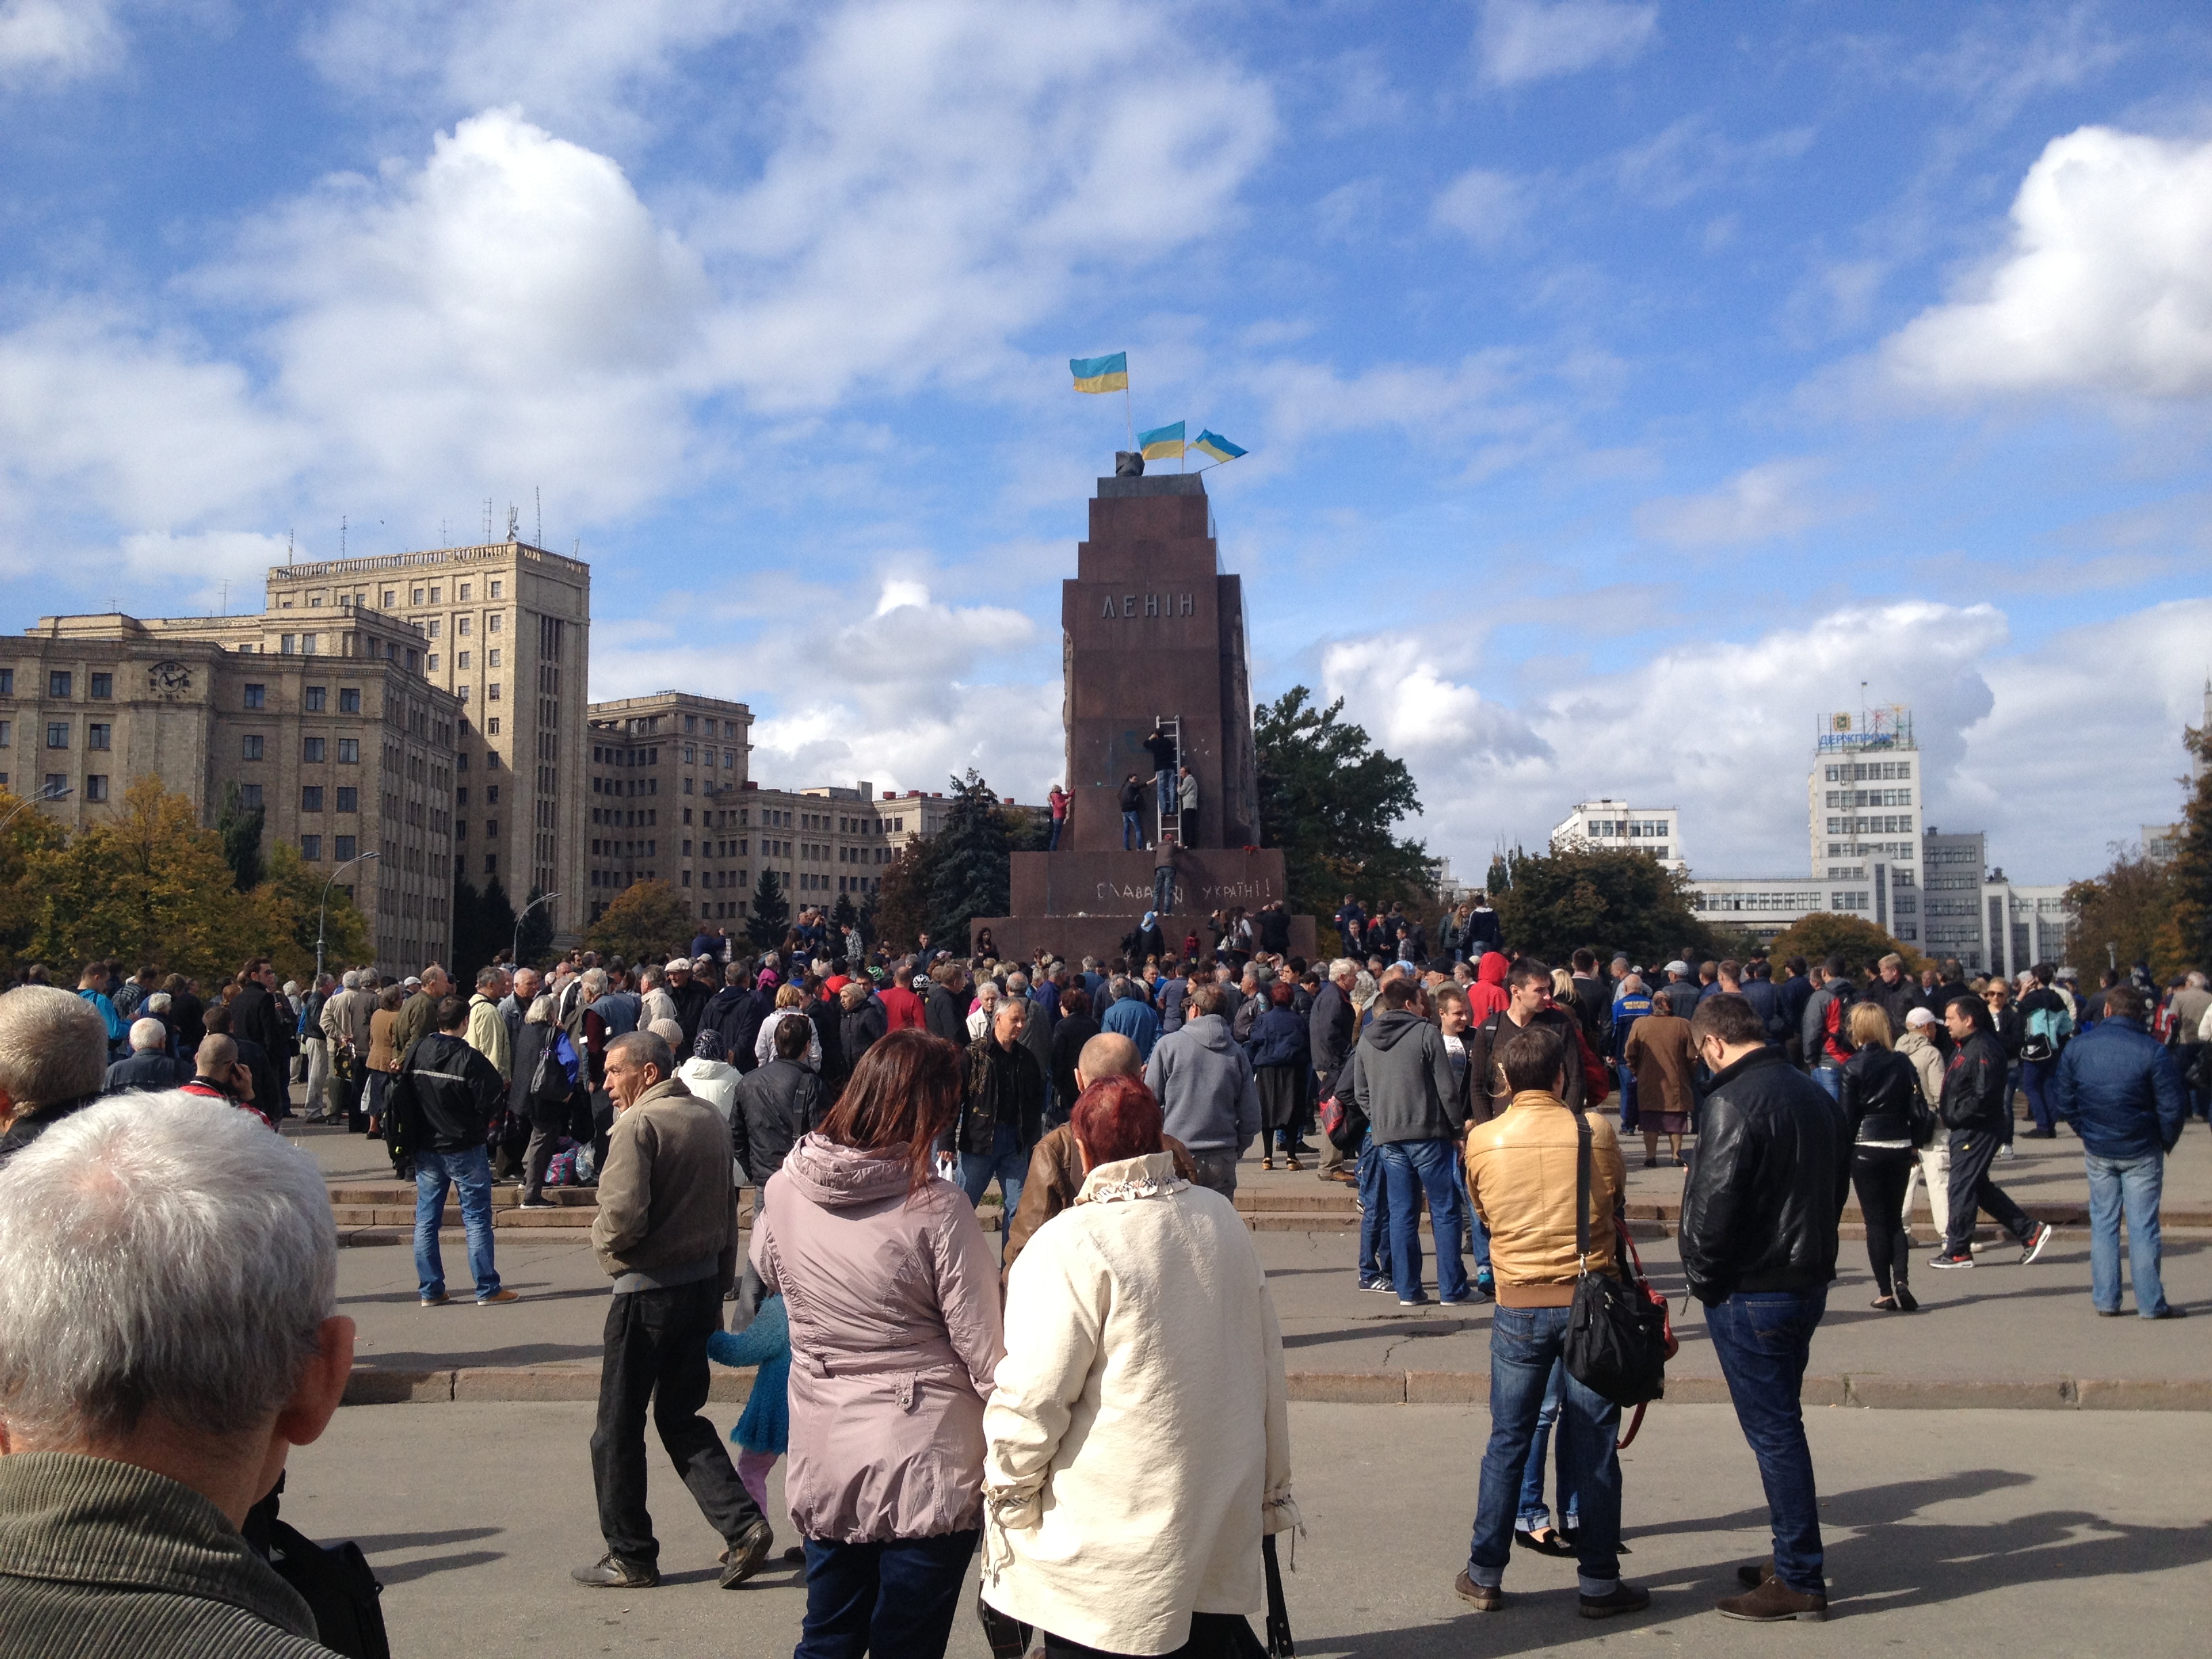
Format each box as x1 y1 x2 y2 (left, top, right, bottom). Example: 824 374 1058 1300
706 1294 789 1455
2049 1016 2186 1159
1100 995 1161 1061
1244 1004 1309 1071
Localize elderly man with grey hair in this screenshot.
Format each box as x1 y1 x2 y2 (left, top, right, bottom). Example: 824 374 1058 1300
318 970 377 1134
104 1018 183 1095
0 986 113 1167
0 1093 356 1655
577 1029 770 1592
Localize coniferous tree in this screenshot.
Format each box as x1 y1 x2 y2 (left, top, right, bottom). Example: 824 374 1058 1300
925 771 1016 943
1254 687 1433 920
2170 724 2212 975
216 783 265 892
747 868 791 949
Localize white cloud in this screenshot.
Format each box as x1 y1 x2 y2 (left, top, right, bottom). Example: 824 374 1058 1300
303 0 766 143
1317 601 2013 882
696 0 1275 411
1611 116 1815 211
1635 459 1827 549
1431 166 1532 251
1476 0 1656 88
1883 126 2212 401
117 530 298 599
0 0 122 85
592 576 1061 802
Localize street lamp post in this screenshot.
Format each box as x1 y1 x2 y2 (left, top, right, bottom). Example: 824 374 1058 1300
316 851 380 983
0 781 73 834
513 891 561 970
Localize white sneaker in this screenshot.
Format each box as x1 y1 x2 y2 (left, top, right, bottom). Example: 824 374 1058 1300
1996 1145 2015 1162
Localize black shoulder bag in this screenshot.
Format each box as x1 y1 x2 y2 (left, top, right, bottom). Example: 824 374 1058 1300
1561 1105 1670 1410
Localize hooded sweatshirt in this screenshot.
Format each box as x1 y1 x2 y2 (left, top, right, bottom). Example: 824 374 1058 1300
1143 1014 1261 1154
1343 1008 1461 1144
752 1134 1004 1542
1467 952 1511 1022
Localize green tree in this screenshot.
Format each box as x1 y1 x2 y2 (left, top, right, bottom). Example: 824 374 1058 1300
1488 843 1715 966
514 884 558 968
2064 844 2182 982
586 879 696 965
247 840 370 983
0 789 69 974
830 890 858 935
1254 687 1433 920
874 846 929 952
1766 913 1926 979
451 872 517 981
216 783 264 892
926 771 1020 944
27 777 252 985
747 868 791 949
2166 723 2212 975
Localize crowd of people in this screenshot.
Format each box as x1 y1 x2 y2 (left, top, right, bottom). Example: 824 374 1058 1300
0 903 2202 1654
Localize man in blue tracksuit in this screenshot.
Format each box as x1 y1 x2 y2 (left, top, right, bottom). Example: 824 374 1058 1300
2050 983 2188 1319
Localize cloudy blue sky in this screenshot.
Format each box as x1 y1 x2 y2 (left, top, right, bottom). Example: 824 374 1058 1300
3 0 2210 886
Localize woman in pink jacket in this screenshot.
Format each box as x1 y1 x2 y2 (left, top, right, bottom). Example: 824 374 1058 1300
750 1028 1006 1658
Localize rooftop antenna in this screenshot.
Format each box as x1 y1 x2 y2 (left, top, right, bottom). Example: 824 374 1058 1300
341 515 347 558
506 503 519 541
535 486 541 548
484 498 493 540
219 579 229 617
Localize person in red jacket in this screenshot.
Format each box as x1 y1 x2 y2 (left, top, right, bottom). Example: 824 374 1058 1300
1466 951 1511 1023
879 961 927 1031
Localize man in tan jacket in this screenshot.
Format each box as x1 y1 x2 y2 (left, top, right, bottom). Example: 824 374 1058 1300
576 1029 771 1593
1456 1023 1647 1620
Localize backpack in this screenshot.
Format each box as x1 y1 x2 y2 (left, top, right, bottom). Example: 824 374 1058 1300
1478 1010 1610 1105
1821 986 1856 1064
528 1033 573 1110
2021 1003 2070 1064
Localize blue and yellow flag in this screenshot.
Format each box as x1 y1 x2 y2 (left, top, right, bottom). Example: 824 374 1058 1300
1070 352 1128 394
1137 420 1185 460
1193 430 1246 464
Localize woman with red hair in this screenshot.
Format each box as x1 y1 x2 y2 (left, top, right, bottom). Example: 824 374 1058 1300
980 1073 1296 1656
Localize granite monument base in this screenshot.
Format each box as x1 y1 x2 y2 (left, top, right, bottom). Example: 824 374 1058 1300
976 846 1316 966
970 913 1319 970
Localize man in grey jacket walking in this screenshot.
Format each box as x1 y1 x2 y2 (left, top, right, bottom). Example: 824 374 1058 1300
1145 982 1260 1196
1345 977 1471 1305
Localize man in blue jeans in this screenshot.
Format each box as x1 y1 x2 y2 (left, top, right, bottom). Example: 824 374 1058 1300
1459 1021 1646 1618
2051 982 2188 1318
1344 977 1470 1306
1680 994 1849 1621
957 997 1047 1261
387 994 520 1307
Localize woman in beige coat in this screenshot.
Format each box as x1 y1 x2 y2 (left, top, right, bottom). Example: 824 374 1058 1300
981 1073 1296 1657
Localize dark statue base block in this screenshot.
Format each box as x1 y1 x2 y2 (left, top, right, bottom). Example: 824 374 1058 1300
971 913 1318 970
1007 847 1292 918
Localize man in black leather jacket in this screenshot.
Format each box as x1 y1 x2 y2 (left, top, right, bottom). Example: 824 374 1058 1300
1929 996 2053 1271
1678 994 1849 1623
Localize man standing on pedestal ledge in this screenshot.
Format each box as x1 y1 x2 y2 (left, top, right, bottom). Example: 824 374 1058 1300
1177 764 1199 847
1153 833 1181 922
1120 774 1148 851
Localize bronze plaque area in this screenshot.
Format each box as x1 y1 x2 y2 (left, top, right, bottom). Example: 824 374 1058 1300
974 472 1311 966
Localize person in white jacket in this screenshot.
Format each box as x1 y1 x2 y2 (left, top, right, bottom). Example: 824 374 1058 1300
981 1073 1296 1657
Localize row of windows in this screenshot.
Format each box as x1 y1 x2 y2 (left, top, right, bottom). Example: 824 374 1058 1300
1823 789 1911 808
281 579 505 610
4 720 111 750
594 774 656 796
426 651 501 672
1 671 115 700
241 684 364 713
1692 890 1820 913
1825 815 1913 834
681 714 744 738
298 787 361 813
6 771 112 801
1824 841 1917 861
417 612 503 638
1580 818 1671 840
297 835 361 862
454 683 500 705
593 806 655 826
1822 761 1912 782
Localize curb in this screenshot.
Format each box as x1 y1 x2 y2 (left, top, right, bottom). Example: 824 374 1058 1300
342 1365 2212 1412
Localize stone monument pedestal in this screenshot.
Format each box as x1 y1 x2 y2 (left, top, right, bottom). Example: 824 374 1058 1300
970 470 1315 966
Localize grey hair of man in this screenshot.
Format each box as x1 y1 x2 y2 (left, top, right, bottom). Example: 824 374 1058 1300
128 1017 166 1053
1187 982 1227 1019
638 966 663 991
2190 971 2209 991
1330 958 1359 984
0 986 110 1115
145 991 172 1015
1109 975 1136 1004
607 1029 675 1080
527 994 558 1025
1005 971 1029 996
340 969 361 990
579 967 609 998
0 1093 340 1446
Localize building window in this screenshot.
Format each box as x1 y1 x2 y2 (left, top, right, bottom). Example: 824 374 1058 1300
337 786 358 813
382 590 396 607
45 722 66 749
304 685 327 712
456 651 470 670
0 669 12 695
458 615 472 635
485 853 497 874
411 587 425 605
302 785 324 812
487 649 501 667
238 783 264 810
245 683 265 709
280 634 296 655
303 737 326 762
47 672 70 699
429 587 441 603
427 619 441 638
85 723 109 751
487 819 499 837
240 734 263 760
302 835 322 861
488 611 501 630
43 773 65 795
335 835 356 861
89 674 111 699
488 682 501 701
457 684 469 703
84 775 108 802
302 634 318 655
459 583 472 601
0 721 9 747
490 581 502 598
487 785 499 804
339 687 361 714
337 738 359 764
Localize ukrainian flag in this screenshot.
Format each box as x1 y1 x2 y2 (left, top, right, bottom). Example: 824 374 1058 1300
1193 430 1246 464
1137 420 1185 460
1070 352 1128 394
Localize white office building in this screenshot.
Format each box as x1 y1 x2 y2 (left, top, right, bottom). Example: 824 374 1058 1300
1550 798 1684 872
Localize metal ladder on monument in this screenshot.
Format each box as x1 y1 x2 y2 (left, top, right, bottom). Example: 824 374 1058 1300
1154 714 1182 847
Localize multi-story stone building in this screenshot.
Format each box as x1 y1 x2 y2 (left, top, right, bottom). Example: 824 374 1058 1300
1549 798 1684 871
580 694 1041 929
1 608 459 972
262 537 590 941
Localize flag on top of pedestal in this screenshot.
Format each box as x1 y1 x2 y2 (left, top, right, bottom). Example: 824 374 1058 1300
1193 430 1246 464
1136 421 1185 460
1070 352 1128 393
